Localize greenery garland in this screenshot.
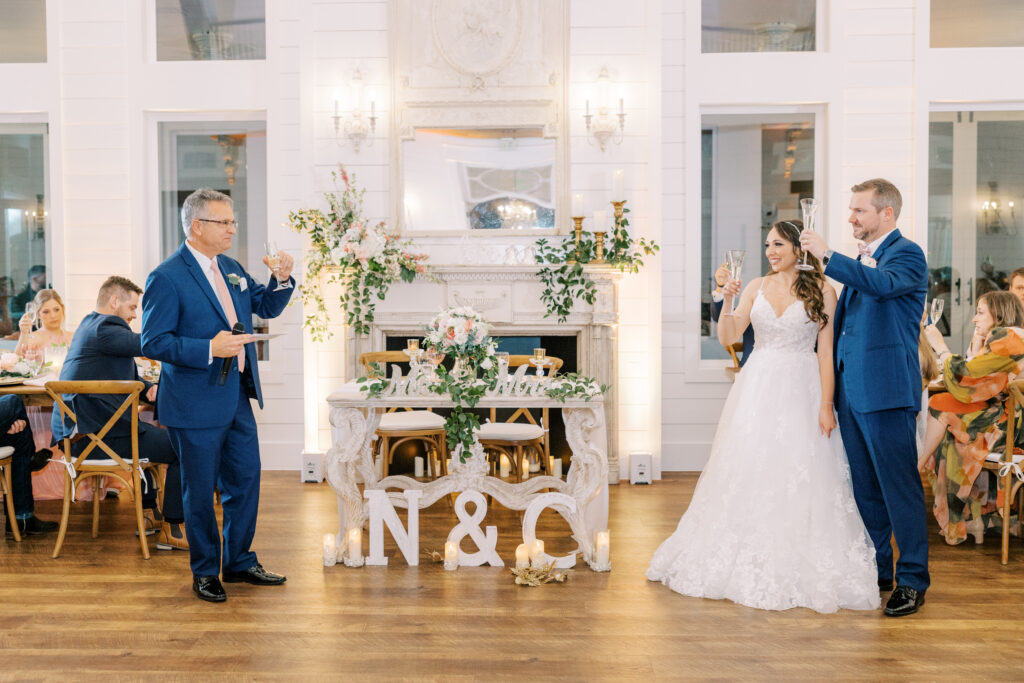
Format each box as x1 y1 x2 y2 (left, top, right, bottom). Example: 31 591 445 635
534 205 659 322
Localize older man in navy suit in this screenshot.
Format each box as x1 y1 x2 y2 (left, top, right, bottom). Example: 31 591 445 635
52 276 187 550
141 188 294 603
801 178 930 617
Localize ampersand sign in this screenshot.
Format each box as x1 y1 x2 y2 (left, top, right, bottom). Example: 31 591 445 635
446 490 503 567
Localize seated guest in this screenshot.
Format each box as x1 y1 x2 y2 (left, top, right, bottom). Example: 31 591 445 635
52 276 188 551
710 262 755 366
1 394 58 536
1011 267 1024 307
920 291 1024 545
15 288 74 355
9 264 45 320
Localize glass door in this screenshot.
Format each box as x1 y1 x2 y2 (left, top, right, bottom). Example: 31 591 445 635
928 111 1024 352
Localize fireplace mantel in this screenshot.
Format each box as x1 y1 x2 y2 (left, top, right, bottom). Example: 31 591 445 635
344 264 622 484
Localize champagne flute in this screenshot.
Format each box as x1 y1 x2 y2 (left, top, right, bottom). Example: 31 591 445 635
264 240 293 291
724 250 746 313
19 302 37 337
930 297 945 327
798 198 820 271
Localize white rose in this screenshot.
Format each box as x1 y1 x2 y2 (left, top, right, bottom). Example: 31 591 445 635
481 358 493 370
453 332 469 345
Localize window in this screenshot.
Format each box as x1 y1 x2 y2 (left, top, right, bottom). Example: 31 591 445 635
700 113 815 360
702 0 816 53
0 123 49 332
931 0 1024 48
155 0 265 61
0 0 46 63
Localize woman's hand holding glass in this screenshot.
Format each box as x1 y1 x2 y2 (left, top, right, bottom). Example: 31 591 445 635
263 241 295 291
721 277 742 309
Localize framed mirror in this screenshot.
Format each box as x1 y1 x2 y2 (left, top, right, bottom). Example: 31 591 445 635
402 127 557 233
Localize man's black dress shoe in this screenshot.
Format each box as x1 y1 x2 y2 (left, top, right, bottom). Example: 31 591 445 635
222 563 287 585
878 578 894 592
5 515 59 536
884 585 924 617
193 576 227 603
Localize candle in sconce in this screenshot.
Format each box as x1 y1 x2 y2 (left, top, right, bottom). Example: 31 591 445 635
413 456 424 478
593 210 607 233
515 543 530 569
594 530 610 566
612 169 625 200
347 528 362 562
323 533 337 566
444 541 459 570
529 539 545 565
572 193 584 217
500 454 510 478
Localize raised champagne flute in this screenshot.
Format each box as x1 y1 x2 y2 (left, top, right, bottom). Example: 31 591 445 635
265 240 293 291
724 250 745 313
930 297 944 327
798 198 820 271
19 302 36 335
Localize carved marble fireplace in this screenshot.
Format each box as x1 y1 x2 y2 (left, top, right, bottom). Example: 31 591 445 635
345 264 621 484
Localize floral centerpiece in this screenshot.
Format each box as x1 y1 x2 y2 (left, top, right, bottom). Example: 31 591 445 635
287 166 430 340
0 352 40 380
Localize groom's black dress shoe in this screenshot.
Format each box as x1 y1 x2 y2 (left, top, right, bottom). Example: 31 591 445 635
222 563 287 585
878 578 894 592
884 585 924 617
193 576 227 603
5 515 59 536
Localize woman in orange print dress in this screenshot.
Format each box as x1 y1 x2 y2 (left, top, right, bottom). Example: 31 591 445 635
920 291 1024 544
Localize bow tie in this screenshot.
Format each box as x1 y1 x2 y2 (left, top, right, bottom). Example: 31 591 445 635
858 242 873 258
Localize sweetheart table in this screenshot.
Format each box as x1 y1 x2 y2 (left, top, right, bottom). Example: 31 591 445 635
325 370 609 569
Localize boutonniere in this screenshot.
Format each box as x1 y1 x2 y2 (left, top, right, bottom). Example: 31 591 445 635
226 274 248 291
862 256 877 269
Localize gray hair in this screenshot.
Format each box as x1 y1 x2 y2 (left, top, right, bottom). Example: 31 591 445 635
181 188 233 238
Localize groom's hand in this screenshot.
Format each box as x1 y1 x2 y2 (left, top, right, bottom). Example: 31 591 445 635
800 230 828 260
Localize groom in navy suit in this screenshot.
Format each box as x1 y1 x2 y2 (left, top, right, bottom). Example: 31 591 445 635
142 188 294 603
801 178 929 617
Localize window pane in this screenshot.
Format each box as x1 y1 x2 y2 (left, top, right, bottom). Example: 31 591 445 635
931 0 1024 48
700 113 815 361
156 0 265 61
0 0 46 63
0 124 48 332
702 0 815 53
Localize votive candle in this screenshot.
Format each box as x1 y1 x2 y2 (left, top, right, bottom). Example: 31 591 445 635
407 338 420 351
521 457 529 480
529 539 545 565
500 455 510 478
414 456 424 478
323 533 337 566
515 543 530 569
552 457 563 478
444 541 458 570
595 530 610 566
347 528 362 562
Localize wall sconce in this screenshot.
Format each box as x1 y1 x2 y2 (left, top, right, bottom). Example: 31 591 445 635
584 66 625 152
333 68 377 153
980 180 1018 235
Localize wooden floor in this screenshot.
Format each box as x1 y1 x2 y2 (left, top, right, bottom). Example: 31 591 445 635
2 472 1024 681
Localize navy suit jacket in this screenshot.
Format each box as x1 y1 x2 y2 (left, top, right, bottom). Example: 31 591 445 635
51 311 152 442
710 296 755 367
827 229 927 414
140 243 292 429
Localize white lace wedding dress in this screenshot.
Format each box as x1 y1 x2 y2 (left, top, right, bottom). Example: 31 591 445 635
647 289 880 613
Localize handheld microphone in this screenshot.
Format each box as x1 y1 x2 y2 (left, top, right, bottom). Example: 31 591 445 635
218 322 246 386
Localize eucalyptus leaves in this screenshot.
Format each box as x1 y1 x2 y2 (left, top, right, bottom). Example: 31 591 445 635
534 204 659 322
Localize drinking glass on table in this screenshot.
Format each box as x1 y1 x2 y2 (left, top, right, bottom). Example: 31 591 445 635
22 346 43 376
264 241 293 291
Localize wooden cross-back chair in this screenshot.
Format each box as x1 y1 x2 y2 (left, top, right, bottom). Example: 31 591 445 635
479 354 564 482
45 380 150 559
981 379 1024 565
724 342 743 381
358 351 448 479
0 445 21 542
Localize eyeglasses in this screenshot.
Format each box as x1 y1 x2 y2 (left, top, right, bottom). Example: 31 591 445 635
197 218 239 228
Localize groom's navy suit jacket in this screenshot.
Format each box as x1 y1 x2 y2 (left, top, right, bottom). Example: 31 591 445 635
827 229 927 414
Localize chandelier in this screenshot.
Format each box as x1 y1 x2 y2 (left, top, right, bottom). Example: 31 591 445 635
497 199 536 230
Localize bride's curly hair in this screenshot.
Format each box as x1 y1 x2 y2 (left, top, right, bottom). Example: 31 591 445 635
768 219 828 329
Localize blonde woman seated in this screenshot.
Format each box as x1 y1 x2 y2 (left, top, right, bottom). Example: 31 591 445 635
14 289 75 358
920 291 1024 545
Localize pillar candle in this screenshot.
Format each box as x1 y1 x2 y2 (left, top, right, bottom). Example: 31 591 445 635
444 541 458 570
529 539 545 565
612 169 625 200
414 456 424 478
595 530 610 566
592 209 607 232
347 528 362 562
323 533 337 566
515 543 530 569
500 455 510 478
572 193 584 217
521 457 529 480
552 457 562 478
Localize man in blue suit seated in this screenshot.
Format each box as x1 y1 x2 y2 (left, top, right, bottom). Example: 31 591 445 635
2 394 58 537
52 276 187 550
801 178 930 618
142 188 295 603
710 263 755 366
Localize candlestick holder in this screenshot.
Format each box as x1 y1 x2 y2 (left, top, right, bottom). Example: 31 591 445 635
592 231 606 263
567 216 584 263
611 200 626 221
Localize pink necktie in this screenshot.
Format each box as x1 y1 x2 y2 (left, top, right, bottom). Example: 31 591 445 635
210 258 244 373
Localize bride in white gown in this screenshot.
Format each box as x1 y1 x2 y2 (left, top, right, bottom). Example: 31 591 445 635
647 221 880 613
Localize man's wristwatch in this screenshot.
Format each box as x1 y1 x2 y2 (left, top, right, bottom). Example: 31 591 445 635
821 249 834 266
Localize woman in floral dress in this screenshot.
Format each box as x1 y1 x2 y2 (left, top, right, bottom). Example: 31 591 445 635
921 291 1024 544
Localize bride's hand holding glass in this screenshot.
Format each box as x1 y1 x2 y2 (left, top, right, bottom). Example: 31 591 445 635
721 277 742 307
